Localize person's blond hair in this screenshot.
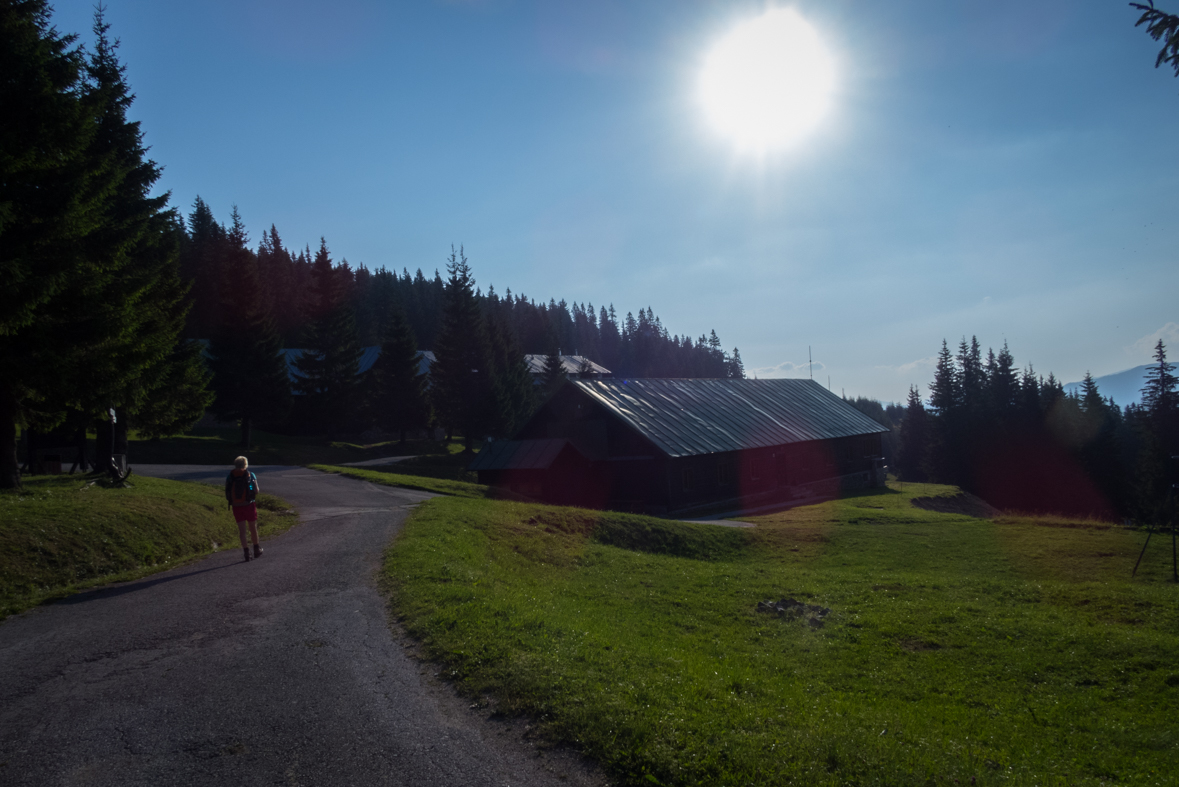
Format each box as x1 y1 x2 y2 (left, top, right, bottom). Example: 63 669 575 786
234 456 248 469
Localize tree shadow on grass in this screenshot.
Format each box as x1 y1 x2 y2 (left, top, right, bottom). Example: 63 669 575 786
53 562 237 605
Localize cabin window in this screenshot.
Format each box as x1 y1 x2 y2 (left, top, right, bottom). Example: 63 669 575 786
717 458 735 488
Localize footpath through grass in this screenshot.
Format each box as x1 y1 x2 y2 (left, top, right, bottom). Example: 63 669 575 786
385 483 1178 786
1 474 297 619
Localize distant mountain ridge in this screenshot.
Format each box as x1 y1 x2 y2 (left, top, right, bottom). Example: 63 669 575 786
1063 365 1150 406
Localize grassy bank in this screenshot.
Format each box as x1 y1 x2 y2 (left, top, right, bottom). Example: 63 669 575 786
118 427 459 467
310 464 490 498
385 483 1178 786
1 474 297 619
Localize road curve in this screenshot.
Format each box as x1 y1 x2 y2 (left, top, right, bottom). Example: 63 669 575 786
0 466 603 787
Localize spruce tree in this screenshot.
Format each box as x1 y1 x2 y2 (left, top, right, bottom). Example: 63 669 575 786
0 1 101 487
727 347 746 379
896 385 930 482
486 314 536 437
1136 341 1179 522
366 309 430 443
208 209 291 446
1141 340 1178 420
80 15 210 468
131 338 214 440
430 248 493 450
293 239 361 439
540 347 568 396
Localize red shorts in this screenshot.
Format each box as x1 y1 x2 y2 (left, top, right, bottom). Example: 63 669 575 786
233 503 258 522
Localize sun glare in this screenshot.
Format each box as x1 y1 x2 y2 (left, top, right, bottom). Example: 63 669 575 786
699 8 835 153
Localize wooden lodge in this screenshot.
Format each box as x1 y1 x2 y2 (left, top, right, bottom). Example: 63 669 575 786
470 378 889 516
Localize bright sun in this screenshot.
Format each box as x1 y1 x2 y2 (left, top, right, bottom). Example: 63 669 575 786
699 8 835 152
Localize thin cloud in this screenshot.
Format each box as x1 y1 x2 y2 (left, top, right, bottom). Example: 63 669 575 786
875 356 938 374
1131 322 1179 357
749 360 824 378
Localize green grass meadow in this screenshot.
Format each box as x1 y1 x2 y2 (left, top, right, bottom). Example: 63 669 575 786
384 483 1179 786
310 463 491 498
0 474 297 619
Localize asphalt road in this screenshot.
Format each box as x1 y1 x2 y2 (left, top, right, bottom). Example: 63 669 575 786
0 466 604 787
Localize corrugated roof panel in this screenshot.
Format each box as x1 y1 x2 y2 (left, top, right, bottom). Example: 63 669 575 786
284 347 433 382
523 354 611 376
468 439 569 471
572 379 888 458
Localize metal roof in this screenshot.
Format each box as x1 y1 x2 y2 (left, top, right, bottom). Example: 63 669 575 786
468 439 570 471
523 354 611 377
571 378 888 458
283 348 434 382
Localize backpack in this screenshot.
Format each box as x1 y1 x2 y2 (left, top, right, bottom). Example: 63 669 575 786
230 472 257 505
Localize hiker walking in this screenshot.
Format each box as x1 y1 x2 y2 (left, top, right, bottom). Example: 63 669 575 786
226 456 263 562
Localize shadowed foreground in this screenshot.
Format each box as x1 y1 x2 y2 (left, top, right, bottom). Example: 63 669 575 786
0 466 602 787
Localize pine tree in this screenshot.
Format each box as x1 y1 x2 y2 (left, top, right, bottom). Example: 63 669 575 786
984 341 1019 426
540 347 568 396
1135 341 1179 522
179 196 227 340
895 386 930 482
430 247 493 450
367 309 430 443
79 14 209 468
131 338 214 440
727 347 745 379
486 314 536 437
293 238 361 439
1141 340 1178 420
208 209 291 446
0 1 106 487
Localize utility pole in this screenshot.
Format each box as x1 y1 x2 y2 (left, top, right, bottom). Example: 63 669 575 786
808 347 812 380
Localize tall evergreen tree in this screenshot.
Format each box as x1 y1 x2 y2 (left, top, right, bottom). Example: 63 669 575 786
366 309 430 443
486 314 536 437
208 209 290 446
80 11 209 469
540 347 568 396
430 247 493 450
1135 341 1179 522
1141 340 1178 420
727 347 745 379
293 238 361 438
0 1 103 487
131 338 214 440
896 385 930 482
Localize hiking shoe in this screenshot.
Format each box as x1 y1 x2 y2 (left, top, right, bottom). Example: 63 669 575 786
243 548 251 562
253 544 263 559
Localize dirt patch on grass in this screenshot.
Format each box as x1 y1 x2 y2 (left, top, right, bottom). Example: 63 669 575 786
911 493 1000 519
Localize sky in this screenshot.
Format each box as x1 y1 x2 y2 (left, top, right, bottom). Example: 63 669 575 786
47 0 1179 403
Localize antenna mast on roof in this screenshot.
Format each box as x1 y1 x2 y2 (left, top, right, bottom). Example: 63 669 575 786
809 346 812 380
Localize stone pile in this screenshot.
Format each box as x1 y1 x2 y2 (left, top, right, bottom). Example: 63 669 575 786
757 597 831 628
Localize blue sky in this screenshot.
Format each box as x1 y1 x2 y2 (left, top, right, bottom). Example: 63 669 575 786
49 0 1179 402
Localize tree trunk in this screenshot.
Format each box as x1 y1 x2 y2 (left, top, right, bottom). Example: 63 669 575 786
114 407 128 461
0 388 21 490
241 415 252 448
94 417 114 475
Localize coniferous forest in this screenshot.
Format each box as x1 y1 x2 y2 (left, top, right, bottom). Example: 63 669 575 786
0 3 742 489
882 337 1178 524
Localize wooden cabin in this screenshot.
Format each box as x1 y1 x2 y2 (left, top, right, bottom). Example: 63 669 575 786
470 378 889 516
